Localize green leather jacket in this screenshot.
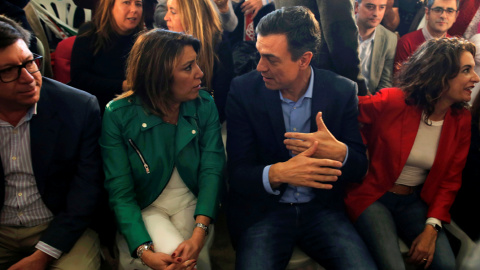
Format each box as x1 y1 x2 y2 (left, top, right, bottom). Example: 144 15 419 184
100 90 226 254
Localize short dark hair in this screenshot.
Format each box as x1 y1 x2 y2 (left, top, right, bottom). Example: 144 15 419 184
397 37 476 123
117 29 201 116
256 6 321 61
0 15 31 49
426 0 459 9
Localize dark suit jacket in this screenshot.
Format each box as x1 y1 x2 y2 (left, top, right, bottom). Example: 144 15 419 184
0 77 103 253
275 0 367 95
225 68 368 243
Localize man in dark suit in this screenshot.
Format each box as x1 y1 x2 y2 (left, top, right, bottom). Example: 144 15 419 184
226 7 376 270
275 0 368 95
0 16 102 269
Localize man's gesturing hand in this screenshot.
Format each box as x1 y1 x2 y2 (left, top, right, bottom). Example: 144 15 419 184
269 141 342 190
284 112 347 162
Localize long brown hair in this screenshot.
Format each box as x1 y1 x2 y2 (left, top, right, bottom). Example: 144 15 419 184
117 29 200 116
175 0 222 89
82 0 145 55
396 37 476 123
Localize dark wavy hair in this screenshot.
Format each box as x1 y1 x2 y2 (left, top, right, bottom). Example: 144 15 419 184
116 29 200 116
396 37 476 123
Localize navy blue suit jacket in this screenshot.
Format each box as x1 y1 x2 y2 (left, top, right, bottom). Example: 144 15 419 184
0 77 103 253
225 68 367 242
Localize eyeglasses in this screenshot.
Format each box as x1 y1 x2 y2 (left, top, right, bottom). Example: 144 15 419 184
429 7 458 16
0 54 43 83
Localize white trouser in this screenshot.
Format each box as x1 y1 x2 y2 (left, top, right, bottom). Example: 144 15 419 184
118 167 213 270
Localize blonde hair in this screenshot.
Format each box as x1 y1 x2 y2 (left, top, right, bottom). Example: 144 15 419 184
176 0 222 89
83 0 145 55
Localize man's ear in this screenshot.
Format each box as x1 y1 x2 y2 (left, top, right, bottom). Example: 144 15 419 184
299 51 313 70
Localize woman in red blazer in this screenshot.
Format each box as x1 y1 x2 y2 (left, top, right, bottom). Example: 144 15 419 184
345 38 479 270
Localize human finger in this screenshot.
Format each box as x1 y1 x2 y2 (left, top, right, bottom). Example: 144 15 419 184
310 174 339 183
284 132 311 140
308 168 341 179
284 138 308 147
424 255 433 269
240 1 252 12
316 111 328 132
184 260 196 270
286 145 308 155
310 158 343 169
298 141 318 157
305 182 333 189
172 244 185 258
252 7 260 18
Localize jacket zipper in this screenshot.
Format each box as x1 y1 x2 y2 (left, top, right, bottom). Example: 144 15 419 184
128 139 150 174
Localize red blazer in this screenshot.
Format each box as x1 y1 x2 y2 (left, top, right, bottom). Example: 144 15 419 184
345 88 471 223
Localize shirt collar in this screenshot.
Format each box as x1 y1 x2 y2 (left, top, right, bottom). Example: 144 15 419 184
422 26 446 41
0 104 37 127
279 66 314 102
358 28 376 43
28 103 38 120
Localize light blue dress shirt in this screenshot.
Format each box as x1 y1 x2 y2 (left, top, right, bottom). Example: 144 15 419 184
261 67 349 203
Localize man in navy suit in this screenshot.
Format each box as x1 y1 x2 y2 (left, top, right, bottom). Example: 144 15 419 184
0 16 102 269
226 7 376 270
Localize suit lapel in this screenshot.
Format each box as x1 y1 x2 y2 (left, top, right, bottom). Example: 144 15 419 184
30 88 61 195
310 70 328 131
399 105 422 169
369 28 383 91
261 85 289 156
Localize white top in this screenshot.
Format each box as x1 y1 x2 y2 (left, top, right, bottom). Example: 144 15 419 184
395 116 443 187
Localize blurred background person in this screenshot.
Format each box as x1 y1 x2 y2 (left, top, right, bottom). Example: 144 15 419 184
448 0 480 40
154 0 238 32
355 0 397 94
394 0 458 74
345 38 478 270
164 0 234 123
70 0 144 113
100 29 225 270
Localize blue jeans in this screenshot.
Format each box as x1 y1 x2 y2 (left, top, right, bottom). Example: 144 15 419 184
355 191 455 270
235 202 377 270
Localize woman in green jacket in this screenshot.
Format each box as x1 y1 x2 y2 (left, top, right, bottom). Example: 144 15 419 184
100 29 225 270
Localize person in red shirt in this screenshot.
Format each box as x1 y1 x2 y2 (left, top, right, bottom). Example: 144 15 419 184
394 0 459 73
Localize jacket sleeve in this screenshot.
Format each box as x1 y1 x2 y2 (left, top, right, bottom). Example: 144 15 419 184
426 112 471 223
100 107 151 256
335 83 368 184
39 95 103 253
194 93 226 221
226 78 274 198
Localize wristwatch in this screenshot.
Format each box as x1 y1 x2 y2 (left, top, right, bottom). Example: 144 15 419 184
136 241 153 265
426 223 442 232
195 223 209 236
